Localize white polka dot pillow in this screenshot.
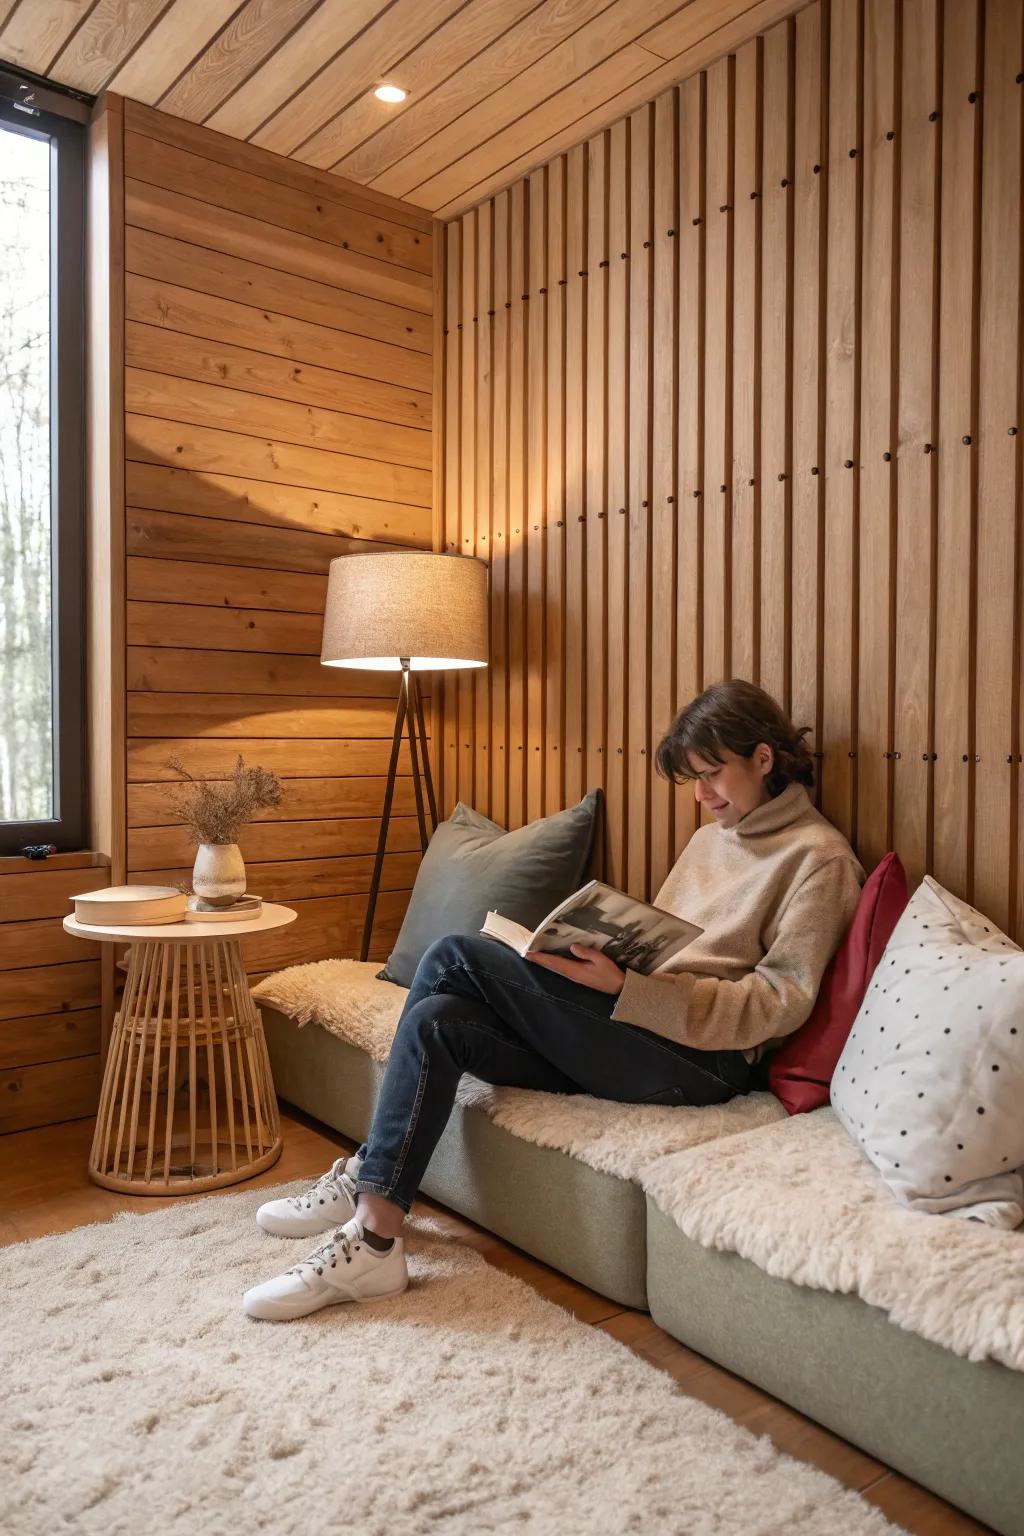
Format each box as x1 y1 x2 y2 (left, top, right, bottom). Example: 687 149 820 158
831 874 1024 1229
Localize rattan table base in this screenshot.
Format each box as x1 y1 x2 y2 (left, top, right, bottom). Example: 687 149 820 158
89 937 282 1194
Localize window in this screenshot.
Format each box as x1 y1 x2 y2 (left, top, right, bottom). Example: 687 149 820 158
0 76 86 855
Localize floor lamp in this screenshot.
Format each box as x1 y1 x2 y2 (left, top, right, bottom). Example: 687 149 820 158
320 551 489 961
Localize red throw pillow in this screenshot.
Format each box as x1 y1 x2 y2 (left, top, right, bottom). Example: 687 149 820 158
768 852 909 1114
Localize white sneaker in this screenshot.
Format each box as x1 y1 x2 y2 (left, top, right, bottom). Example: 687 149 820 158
255 1156 358 1238
243 1215 408 1320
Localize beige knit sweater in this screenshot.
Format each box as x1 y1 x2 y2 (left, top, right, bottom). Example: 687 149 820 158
610 781 865 1060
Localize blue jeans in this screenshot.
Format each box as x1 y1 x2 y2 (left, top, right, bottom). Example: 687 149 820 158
353 934 756 1214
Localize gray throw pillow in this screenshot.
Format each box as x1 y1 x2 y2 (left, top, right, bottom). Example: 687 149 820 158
377 790 602 987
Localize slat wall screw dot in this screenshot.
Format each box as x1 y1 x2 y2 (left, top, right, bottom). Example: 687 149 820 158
641 500 649 507
1018 73 1024 84
968 91 979 103
693 489 702 498
962 435 972 445
883 451 892 461
813 163 821 173
488 309 495 316
539 286 547 294
578 269 587 277
618 507 626 515
620 251 628 259
848 751 858 759
778 472 787 481
505 301 511 308
558 277 566 285
667 495 674 503
667 228 676 236
849 147 858 157
598 259 609 268
719 203 732 212
886 130 895 140
811 466 820 475
749 478 755 487
844 459 855 469
924 442 934 453
929 110 939 121
692 216 703 225
1009 426 1018 435
780 178 790 187
643 239 651 248
720 484 727 493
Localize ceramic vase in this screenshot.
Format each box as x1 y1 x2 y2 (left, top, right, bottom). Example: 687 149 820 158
192 842 246 906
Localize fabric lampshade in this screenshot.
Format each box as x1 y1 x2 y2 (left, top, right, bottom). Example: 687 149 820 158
320 550 489 671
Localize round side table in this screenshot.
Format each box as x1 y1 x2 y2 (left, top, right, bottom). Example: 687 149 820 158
64 904 297 1195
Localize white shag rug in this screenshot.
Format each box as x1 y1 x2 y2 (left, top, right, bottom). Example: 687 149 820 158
251 960 786 1182
1 1185 905 1536
643 1108 1024 1372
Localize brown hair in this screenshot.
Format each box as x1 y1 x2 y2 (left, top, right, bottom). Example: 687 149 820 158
655 679 815 799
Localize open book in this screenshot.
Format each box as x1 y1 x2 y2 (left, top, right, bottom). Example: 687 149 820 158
480 879 703 975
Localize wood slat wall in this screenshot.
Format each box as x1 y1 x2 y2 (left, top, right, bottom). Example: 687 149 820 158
116 100 437 978
438 0 1024 946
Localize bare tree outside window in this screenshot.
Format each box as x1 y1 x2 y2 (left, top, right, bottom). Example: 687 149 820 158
0 124 53 823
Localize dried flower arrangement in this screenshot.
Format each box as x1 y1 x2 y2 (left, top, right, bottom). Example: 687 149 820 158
165 756 284 846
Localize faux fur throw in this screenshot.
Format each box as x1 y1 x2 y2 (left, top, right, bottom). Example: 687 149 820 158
642 1107 1024 1373
251 960 785 1183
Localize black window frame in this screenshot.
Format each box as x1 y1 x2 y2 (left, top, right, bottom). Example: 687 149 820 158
0 79 87 856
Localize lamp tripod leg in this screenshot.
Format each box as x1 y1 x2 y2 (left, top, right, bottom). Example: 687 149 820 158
360 674 408 962
411 674 438 832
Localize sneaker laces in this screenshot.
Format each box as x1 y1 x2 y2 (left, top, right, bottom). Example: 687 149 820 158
288 1158 353 1212
289 1222 363 1279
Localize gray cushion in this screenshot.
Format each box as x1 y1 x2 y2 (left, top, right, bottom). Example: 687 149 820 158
378 790 602 987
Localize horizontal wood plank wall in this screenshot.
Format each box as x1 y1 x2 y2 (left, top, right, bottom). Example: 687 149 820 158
438 0 1024 946
119 101 436 980
0 854 110 1133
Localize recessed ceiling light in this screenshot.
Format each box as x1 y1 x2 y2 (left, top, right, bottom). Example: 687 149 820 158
374 84 407 103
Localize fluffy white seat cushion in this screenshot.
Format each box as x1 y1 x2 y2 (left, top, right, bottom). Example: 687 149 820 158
251 960 785 1183
830 875 1024 1228
642 1108 1024 1371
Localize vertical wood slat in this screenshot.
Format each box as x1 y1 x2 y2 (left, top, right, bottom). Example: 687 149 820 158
731 39 762 691
605 120 629 887
564 146 587 811
974 0 1023 934
584 135 609 848
459 209 478 813
703 59 735 691
545 157 567 819
442 220 462 819
676 75 707 853
507 181 527 827
933 0 982 898
627 105 654 898
650 91 680 888
759 19 794 710
821 0 862 843
856 0 900 873
893 0 940 893
490 192 511 830
437 0 1024 949
475 201 493 821
790 2 826 791
526 168 548 827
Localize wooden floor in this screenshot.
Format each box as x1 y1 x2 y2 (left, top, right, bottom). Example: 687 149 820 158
0 1107 988 1536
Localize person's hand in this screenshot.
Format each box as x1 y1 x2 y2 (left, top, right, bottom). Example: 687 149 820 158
525 944 626 995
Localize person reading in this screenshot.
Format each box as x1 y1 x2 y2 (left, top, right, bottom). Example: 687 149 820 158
243 679 865 1320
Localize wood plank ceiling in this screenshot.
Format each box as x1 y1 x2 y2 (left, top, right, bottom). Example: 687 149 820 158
0 0 803 216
